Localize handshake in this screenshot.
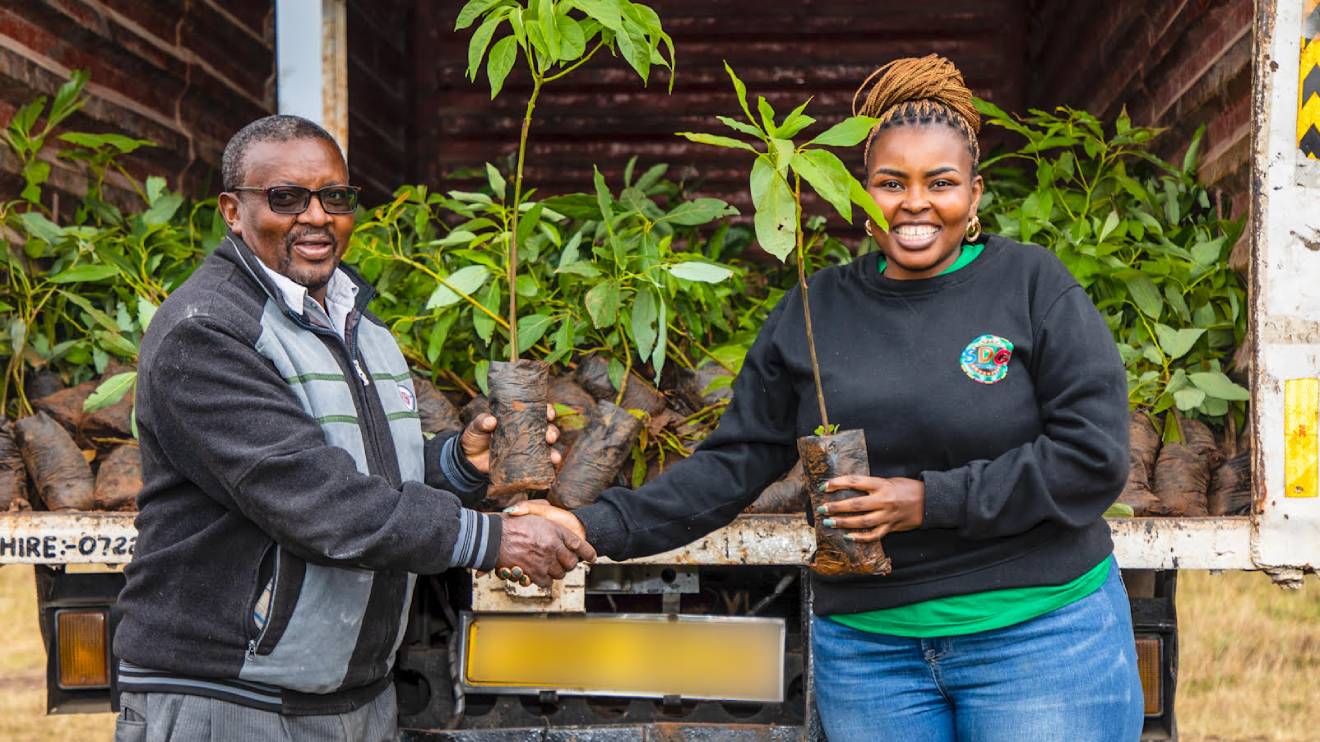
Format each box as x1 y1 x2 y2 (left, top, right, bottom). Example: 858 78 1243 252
460 408 597 588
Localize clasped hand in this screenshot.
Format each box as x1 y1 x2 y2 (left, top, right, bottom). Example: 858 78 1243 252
817 476 926 541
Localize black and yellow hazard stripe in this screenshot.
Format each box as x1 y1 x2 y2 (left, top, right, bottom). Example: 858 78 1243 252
1303 0 1320 158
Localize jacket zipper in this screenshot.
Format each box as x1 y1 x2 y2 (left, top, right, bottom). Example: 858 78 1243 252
247 547 281 659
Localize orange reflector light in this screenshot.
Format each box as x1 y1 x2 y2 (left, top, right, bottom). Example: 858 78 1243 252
56 609 109 689
1134 635 1163 716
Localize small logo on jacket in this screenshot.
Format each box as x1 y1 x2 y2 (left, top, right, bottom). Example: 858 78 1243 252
397 383 416 411
960 334 1014 384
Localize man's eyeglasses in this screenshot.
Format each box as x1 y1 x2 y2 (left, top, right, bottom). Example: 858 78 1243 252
230 185 361 215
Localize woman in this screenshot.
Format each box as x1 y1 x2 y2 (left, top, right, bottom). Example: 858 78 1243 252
517 55 1144 741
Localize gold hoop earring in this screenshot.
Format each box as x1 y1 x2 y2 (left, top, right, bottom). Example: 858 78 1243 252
964 215 982 243
865 219 878 240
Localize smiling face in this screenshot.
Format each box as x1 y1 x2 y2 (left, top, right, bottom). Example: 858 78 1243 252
217 137 353 301
866 124 983 280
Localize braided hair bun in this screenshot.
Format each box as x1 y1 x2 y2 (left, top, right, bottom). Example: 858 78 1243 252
852 54 981 170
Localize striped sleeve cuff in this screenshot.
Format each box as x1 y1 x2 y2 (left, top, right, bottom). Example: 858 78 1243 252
450 508 502 571
439 435 486 494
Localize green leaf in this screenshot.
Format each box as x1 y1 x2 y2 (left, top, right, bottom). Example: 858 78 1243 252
615 26 650 83
1125 275 1163 319
1153 324 1204 360
94 330 139 359
426 311 458 364
750 158 796 261
475 360 491 395
576 0 623 30
58 131 152 154
456 0 505 29
848 179 888 230
556 12 586 60
1188 371 1250 401
426 265 490 308
538 0 560 60
17 211 62 243
676 131 757 153
474 283 500 343
809 116 880 147
585 280 620 328
20 159 49 202
434 229 479 247
775 99 814 138
652 294 667 375
1190 238 1223 266
515 273 538 297
49 264 120 284
516 313 553 354
1104 502 1135 518
1098 210 1120 242
83 371 136 413
137 297 158 332
1173 387 1206 411
791 149 853 222
486 35 518 99
142 192 183 225
756 96 776 134
723 61 754 123
667 261 733 283
716 115 765 139
662 198 739 226
631 286 658 362
146 175 167 204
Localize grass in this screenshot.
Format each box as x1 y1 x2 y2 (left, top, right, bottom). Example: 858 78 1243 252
0 565 1316 740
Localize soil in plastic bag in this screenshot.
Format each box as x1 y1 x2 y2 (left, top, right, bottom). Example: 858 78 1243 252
94 444 142 511
550 401 643 509
799 430 892 576
1150 417 1222 517
575 355 667 417
675 362 734 413
746 460 808 514
1117 411 1162 515
33 374 134 442
0 419 31 511
412 375 462 434
548 376 596 455
15 412 95 511
486 360 556 506
1208 437 1251 516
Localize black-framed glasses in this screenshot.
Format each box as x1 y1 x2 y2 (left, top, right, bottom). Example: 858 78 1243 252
231 185 360 215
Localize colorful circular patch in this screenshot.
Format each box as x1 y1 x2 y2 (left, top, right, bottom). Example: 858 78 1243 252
960 334 1014 384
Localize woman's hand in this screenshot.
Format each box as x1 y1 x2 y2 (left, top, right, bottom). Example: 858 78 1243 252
818 476 925 542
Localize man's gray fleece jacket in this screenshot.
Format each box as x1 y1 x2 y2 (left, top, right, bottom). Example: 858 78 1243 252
113 235 501 715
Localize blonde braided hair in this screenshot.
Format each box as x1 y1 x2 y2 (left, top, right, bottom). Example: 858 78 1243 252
852 54 981 172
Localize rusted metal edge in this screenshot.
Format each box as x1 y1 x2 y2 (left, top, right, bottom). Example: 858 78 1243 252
0 513 1257 570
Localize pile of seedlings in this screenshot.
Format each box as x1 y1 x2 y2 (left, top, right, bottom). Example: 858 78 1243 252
1119 411 1250 517
0 370 142 513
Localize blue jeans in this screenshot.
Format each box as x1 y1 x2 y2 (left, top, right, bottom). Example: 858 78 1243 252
812 560 1144 741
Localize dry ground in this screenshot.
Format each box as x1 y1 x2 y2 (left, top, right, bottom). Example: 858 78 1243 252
0 565 1316 741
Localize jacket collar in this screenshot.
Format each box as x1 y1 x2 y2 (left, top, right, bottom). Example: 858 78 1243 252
216 232 376 320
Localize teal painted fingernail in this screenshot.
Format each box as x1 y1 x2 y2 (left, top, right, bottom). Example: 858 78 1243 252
817 482 828 493
822 518 836 528
844 533 857 541
816 505 828 515
502 506 519 513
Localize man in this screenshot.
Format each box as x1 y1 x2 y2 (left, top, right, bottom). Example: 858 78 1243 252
113 115 593 741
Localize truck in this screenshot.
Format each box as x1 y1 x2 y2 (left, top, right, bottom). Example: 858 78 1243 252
2 0 1319 740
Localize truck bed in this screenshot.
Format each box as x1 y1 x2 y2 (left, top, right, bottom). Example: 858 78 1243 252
0 512 1256 570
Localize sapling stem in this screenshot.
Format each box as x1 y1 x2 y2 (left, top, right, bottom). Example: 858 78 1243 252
793 173 830 431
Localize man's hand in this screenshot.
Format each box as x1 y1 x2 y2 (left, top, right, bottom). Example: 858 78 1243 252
817 476 925 542
461 405 561 474
495 513 596 588
504 499 586 541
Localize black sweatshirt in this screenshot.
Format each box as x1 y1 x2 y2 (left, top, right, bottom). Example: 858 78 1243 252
574 235 1130 615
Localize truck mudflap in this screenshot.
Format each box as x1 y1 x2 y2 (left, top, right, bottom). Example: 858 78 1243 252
401 723 806 741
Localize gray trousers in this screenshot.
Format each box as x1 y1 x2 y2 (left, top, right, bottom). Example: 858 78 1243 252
114 686 398 742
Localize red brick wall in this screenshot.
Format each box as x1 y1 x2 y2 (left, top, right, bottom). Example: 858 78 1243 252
0 0 274 203
408 0 1030 215
1030 0 1253 218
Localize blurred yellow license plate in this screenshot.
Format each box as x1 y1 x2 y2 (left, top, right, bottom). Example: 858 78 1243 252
461 613 784 702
